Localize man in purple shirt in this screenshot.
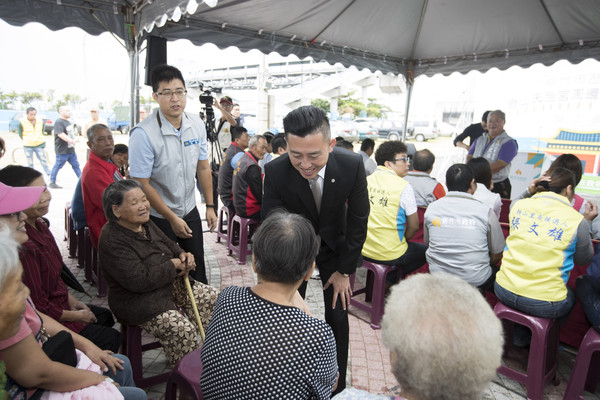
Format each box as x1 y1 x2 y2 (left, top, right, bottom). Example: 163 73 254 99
467 110 518 199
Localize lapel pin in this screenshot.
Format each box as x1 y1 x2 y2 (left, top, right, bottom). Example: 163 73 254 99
331 179 335 183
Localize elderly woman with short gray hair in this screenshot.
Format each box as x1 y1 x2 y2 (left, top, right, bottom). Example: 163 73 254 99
200 211 339 399
98 179 219 365
381 273 503 400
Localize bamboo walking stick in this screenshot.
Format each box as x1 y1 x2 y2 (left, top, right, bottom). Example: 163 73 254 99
185 277 206 341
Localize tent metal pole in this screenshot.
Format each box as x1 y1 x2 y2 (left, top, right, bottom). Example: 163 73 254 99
134 48 140 125
402 67 414 142
125 5 138 129
129 47 137 128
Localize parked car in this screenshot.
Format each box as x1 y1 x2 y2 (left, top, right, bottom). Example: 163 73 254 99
353 117 377 125
369 119 405 141
9 110 60 135
8 112 23 133
436 121 458 137
353 120 379 141
408 120 440 142
330 120 359 142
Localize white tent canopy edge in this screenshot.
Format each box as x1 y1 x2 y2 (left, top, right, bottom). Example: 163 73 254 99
2 0 600 132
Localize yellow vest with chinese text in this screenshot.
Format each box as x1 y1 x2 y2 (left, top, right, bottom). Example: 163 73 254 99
20 117 45 147
496 192 583 302
361 166 409 262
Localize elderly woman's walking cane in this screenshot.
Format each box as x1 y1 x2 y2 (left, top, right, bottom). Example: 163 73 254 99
185 277 206 341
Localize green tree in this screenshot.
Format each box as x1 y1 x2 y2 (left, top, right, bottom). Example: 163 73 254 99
2 91 19 109
365 98 391 118
338 96 365 117
337 90 372 117
63 93 86 108
45 89 56 106
139 94 152 105
54 99 67 110
0 90 8 109
311 98 330 113
19 91 43 105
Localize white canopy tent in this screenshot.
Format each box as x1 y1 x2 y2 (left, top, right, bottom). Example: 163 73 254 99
2 0 600 132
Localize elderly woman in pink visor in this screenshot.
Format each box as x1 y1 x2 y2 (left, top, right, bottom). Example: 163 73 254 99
0 180 147 400
0 181 44 341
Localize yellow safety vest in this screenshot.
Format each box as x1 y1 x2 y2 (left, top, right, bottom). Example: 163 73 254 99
496 192 583 302
20 117 46 147
362 166 409 262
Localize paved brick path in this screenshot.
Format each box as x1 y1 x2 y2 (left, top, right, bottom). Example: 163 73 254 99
8 133 593 399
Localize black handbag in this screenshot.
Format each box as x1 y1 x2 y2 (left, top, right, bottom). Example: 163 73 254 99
41 330 78 367
29 299 78 367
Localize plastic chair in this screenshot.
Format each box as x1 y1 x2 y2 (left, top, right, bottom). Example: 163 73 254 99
83 227 107 297
349 260 397 330
499 198 511 223
228 215 260 265
563 327 600 399
411 206 427 244
216 205 232 244
65 202 78 259
165 348 204 400
83 227 94 283
493 302 560 400
76 227 86 269
120 324 170 389
500 222 510 239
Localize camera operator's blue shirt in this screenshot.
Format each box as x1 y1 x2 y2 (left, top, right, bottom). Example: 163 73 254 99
129 109 208 179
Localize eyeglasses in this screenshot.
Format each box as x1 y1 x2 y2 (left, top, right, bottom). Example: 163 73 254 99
156 90 187 98
393 157 409 163
0 212 20 219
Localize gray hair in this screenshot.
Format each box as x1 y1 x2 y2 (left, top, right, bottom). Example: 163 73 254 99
87 123 110 143
248 134 265 149
382 273 503 400
488 110 505 122
252 210 319 284
0 224 20 289
102 180 143 222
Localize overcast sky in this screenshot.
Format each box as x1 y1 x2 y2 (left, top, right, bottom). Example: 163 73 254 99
0 19 277 108
2 19 600 136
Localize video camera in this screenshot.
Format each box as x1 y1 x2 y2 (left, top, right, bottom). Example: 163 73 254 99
198 83 223 145
199 83 222 105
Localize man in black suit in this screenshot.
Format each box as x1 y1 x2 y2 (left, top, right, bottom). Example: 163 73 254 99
262 106 370 394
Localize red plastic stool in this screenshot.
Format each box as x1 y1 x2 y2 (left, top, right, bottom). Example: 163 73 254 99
493 302 560 400
228 215 260 265
76 227 85 269
564 327 600 399
65 202 78 258
165 348 204 400
216 206 232 244
121 324 170 389
83 227 94 283
349 261 396 330
83 227 107 297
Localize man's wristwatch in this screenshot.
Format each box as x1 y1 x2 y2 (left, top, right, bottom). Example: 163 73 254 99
205 204 215 209
342 273 350 277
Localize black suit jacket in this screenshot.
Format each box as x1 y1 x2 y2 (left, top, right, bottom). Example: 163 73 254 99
262 147 369 275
